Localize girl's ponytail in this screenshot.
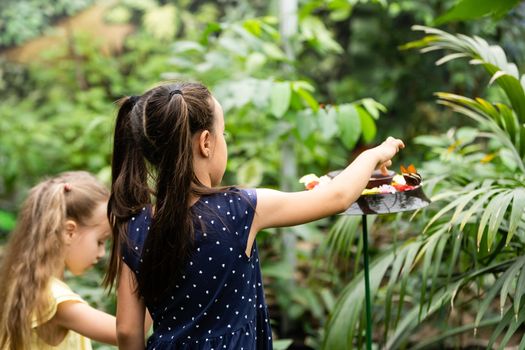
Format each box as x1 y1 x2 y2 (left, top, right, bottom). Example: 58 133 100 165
138 91 196 300
104 96 150 291
106 83 217 301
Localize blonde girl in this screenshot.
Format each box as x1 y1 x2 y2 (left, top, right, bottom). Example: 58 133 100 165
0 171 117 350
105 82 404 349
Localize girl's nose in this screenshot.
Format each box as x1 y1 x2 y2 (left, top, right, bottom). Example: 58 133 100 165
98 246 106 259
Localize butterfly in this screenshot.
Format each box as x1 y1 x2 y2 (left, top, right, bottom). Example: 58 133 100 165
400 164 422 186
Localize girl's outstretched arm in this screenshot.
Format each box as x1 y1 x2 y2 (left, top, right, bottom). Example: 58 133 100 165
116 263 146 349
252 137 404 232
53 299 117 345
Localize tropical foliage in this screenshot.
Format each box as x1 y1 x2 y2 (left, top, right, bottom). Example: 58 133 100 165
322 26 525 349
2 0 525 349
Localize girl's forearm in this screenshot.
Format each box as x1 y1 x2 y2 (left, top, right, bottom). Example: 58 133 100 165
327 149 381 211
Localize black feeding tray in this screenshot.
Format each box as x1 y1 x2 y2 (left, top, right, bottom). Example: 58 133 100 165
327 169 431 215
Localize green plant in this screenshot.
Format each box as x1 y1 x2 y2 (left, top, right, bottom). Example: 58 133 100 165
322 26 525 349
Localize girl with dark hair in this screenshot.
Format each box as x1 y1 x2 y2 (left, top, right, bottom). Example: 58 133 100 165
105 82 404 349
0 171 117 350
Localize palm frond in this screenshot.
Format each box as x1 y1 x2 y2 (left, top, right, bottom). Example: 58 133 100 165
322 251 396 349
436 93 525 170
410 25 525 124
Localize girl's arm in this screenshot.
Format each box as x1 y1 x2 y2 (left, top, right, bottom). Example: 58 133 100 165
116 263 146 350
53 300 117 345
252 137 404 231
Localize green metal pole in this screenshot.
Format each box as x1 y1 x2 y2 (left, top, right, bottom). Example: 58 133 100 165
362 214 372 350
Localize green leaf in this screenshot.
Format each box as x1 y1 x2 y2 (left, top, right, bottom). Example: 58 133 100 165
273 339 293 350
270 82 291 118
300 16 343 54
514 264 525 318
497 309 525 349
500 258 525 317
486 192 513 250
413 26 525 126
396 241 422 327
317 108 339 140
384 246 410 338
295 110 317 140
459 187 503 231
414 318 501 350
293 87 319 112
356 106 377 144
323 252 395 350
435 0 521 24
418 231 444 320
336 104 361 150
0 210 16 231
487 308 515 349
361 98 385 120
507 189 525 244
386 286 453 349
475 257 525 328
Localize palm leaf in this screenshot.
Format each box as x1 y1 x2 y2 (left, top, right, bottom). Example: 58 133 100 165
410 25 525 124
322 252 395 349
474 257 525 329
384 242 411 338
496 306 525 350
485 191 513 250
508 188 525 245
411 317 501 350
394 241 423 328
385 285 454 349
514 265 525 319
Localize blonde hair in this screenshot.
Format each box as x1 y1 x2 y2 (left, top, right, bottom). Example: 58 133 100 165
0 171 108 350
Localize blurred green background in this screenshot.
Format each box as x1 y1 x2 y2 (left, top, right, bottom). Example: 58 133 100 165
2 0 525 348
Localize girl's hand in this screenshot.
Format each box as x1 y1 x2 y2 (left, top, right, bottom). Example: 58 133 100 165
371 137 405 175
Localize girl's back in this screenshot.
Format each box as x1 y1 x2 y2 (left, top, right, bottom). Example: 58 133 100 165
122 189 272 349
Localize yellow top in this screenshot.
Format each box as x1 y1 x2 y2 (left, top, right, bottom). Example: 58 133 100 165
31 278 92 350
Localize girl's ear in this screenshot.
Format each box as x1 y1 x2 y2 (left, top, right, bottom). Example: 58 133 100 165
62 220 78 245
198 130 212 158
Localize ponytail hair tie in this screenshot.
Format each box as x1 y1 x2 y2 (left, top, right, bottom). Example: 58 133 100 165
169 89 183 98
64 183 72 192
128 95 140 106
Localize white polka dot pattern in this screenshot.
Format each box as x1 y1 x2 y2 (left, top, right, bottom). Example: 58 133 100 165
121 188 272 349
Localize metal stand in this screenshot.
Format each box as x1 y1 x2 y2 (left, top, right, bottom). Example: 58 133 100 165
362 214 372 350
341 186 430 349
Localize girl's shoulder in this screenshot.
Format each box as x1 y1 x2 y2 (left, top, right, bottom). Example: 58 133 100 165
49 278 85 305
198 187 256 208
32 278 86 328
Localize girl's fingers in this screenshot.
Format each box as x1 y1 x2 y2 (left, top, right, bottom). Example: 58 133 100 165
379 161 392 175
385 137 405 152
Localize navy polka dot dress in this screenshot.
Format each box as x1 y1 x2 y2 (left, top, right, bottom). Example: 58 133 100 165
121 188 273 350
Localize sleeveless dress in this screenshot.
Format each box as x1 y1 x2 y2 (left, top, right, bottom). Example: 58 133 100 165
122 188 273 350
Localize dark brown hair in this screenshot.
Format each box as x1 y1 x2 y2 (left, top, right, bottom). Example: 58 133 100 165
104 82 220 301
0 171 108 350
